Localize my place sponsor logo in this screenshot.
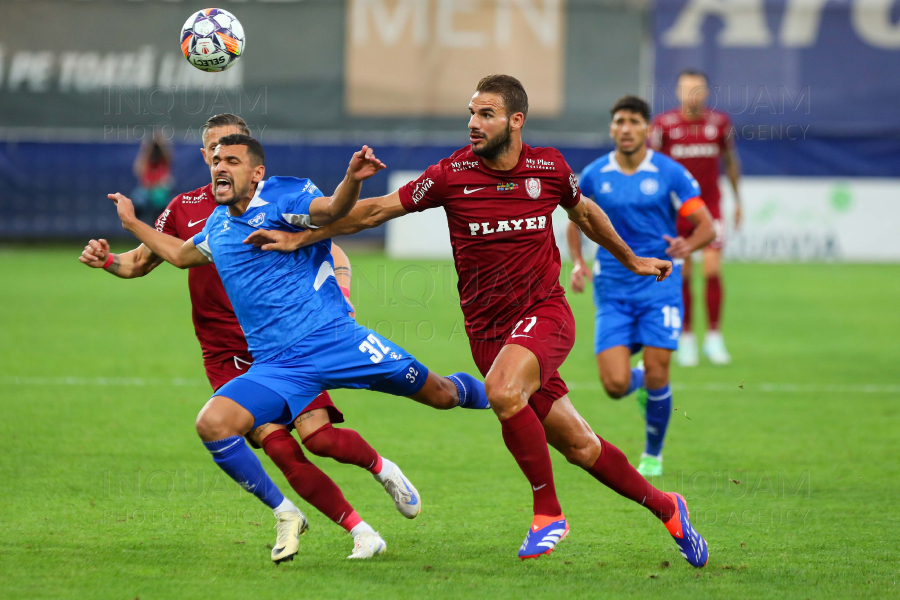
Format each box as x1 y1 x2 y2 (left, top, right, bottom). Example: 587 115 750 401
451 160 479 172
525 158 555 171
181 193 207 204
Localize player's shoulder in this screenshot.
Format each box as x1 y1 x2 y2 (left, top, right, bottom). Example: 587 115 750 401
650 149 689 174
581 151 615 179
261 177 321 203
708 110 731 126
654 109 682 128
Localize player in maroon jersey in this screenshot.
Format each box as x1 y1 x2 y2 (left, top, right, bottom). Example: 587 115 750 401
245 76 710 567
79 114 425 559
651 69 742 366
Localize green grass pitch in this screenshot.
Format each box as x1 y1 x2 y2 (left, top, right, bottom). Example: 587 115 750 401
1 247 898 599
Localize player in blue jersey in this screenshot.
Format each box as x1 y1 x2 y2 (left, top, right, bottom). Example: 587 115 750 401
107 134 490 563
567 96 715 477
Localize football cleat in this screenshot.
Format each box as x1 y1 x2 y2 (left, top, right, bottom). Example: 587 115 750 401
518 514 569 560
379 463 422 519
637 453 663 477
664 492 709 568
677 332 699 367
348 531 387 559
702 331 732 365
271 509 308 564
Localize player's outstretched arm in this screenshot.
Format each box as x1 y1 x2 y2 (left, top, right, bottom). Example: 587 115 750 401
565 221 591 293
565 195 672 282
79 239 165 279
308 145 387 227
108 193 209 269
243 190 409 252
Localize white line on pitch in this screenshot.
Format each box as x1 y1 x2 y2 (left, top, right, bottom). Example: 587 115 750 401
1 376 207 387
567 382 900 394
2 376 899 394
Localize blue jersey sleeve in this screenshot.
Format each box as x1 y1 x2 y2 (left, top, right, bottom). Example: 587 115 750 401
191 213 215 261
579 164 596 199
669 163 702 208
270 177 325 231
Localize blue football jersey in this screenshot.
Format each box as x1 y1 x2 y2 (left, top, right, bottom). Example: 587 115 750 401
191 176 348 362
580 150 701 303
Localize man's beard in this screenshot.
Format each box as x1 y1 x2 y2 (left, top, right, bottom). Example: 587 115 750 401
471 124 512 160
215 181 248 206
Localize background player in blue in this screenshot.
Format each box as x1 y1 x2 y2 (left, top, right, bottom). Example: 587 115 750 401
106 134 489 562
567 96 715 477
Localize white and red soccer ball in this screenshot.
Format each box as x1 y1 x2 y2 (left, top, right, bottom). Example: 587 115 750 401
181 8 245 73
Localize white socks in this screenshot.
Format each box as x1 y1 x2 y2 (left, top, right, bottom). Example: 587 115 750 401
273 497 299 515
350 521 376 538
373 457 395 484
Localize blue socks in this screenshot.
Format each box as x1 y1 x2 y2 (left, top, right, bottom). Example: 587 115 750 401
203 436 285 510
644 383 672 457
624 366 645 397
448 373 490 409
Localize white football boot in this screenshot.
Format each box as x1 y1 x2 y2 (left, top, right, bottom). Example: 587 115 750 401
378 462 422 519
271 509 308 564
348 531 387 559
677 332 699 367
703 331 732 365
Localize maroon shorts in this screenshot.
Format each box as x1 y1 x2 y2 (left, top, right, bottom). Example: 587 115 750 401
206 354 344 424
468 296 576 421
677 197 724 250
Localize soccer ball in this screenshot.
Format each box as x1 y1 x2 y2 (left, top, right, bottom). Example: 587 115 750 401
180 8 245 72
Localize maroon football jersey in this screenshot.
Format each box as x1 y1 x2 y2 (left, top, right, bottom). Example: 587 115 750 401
651 109 732 209
154 183 248 364
398 144 581 340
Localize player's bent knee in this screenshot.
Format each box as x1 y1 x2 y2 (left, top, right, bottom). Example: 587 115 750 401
600 375 630 399
484 378 528 418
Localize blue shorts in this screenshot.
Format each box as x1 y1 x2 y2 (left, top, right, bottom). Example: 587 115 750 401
593 297 683 355
215 317 429 428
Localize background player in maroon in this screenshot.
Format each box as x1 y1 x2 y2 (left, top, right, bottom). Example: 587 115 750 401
652 69 742 366
245 75 709 567
79 114 423 559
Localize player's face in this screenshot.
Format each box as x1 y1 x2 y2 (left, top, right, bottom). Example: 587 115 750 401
609 110 649 155
677 75 709 112
201 125 245 168
468 92 520 159
211 144 262 206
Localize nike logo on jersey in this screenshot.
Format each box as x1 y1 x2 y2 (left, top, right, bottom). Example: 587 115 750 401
463 186 487 195
188 218 208 228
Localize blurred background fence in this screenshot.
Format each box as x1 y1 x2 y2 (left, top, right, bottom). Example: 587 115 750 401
1 0 897 259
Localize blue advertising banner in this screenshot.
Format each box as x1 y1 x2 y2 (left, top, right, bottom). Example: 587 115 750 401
652 0 900 137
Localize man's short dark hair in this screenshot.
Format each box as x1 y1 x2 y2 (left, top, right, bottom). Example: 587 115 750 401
678 69 708 82
610 95 651 123
476 74 529 120
201 113 250 141
216 133 265 166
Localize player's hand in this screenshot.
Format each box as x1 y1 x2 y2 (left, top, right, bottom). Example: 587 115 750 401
347 145 386 182
243 229 313 252
663 234 693 260
79 239 110 268
630 256 672 282
108 193 138 227
733 203 742 231
570 260 591 293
